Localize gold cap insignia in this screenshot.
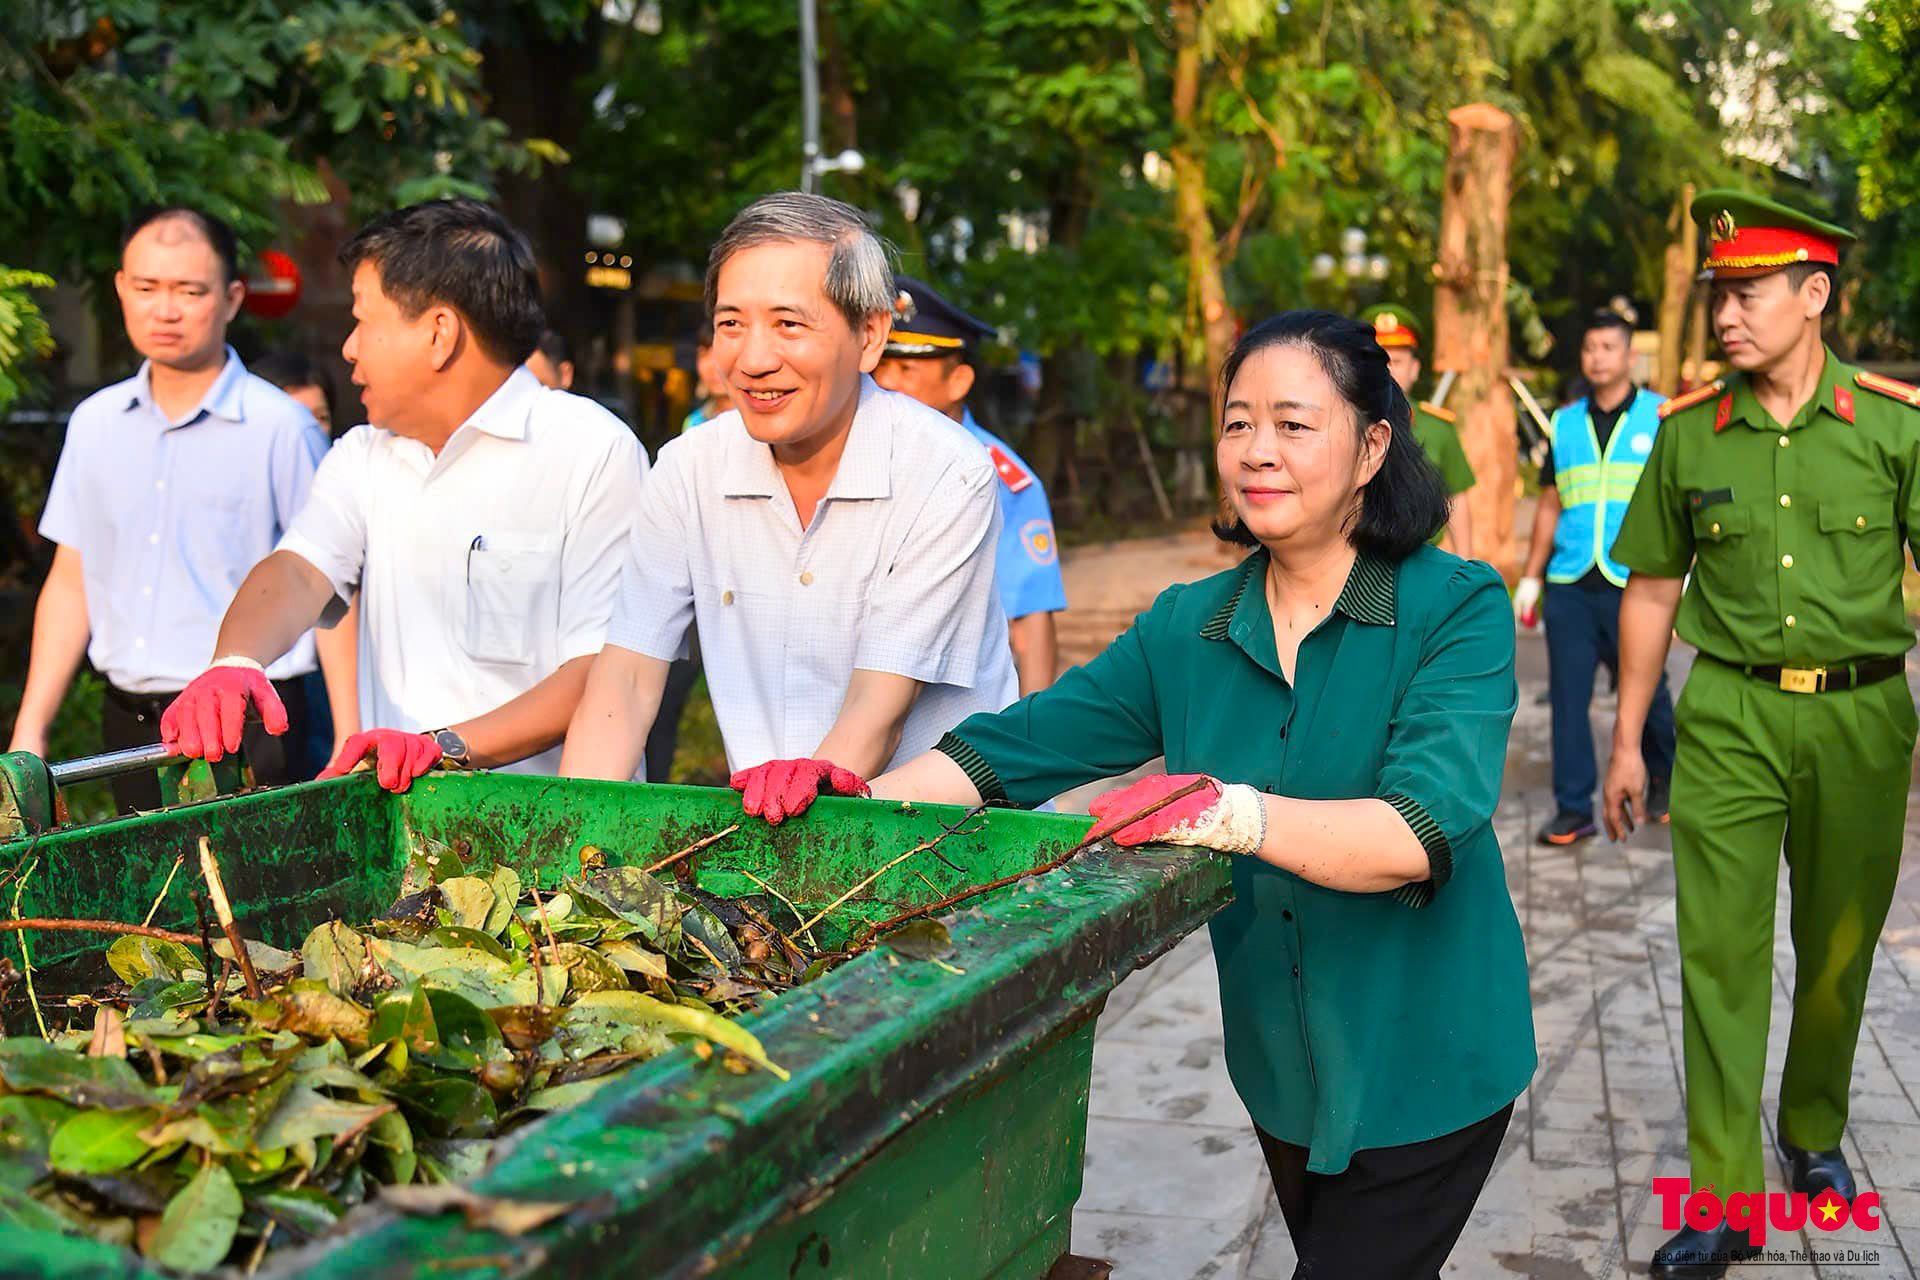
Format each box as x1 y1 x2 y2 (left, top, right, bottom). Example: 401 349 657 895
1373 313 1399 336
891 290 917 325
1710 210 1738 243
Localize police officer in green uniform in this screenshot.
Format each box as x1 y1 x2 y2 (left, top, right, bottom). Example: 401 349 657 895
1603 190 1920 1278
1362 303 1476 554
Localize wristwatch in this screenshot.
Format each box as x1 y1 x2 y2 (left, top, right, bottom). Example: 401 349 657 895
429 728 473 769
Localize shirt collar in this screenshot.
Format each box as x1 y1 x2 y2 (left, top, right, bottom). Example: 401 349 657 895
463 366 542 441
126 345 248 429
720 374 894 501
1727 346 1850 432
1200 548 1398 640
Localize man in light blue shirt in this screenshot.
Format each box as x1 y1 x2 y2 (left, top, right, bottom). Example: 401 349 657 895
7 206 330 811
873 276 1069 696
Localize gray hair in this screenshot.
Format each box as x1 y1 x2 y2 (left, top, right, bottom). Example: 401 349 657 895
705 191 897 330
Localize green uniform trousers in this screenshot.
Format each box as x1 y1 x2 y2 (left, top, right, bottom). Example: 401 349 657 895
1670 657 1916 1198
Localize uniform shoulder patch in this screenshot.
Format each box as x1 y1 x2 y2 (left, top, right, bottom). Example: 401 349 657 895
1417 401 1456 423
1857 370 1920 409
987 444 1033 493
1657 380 1725 421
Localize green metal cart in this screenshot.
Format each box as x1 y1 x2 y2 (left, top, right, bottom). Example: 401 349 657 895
0 765 1230 1278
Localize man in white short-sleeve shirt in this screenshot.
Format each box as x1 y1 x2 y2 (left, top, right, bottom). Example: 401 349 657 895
161 198 645 788
562 192 1017 820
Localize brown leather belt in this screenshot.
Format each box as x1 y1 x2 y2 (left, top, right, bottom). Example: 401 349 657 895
1700 653 1905 694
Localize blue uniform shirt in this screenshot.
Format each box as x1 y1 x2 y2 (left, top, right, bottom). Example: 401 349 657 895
960 409 1068 621
39 348 329 693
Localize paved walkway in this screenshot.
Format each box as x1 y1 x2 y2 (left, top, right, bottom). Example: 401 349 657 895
1069 621 1920 1279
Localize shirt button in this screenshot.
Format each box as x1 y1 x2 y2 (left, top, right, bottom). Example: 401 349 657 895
1779 494 1792 508
1282 910 1294 921
1785 614 1797 628
799 571 814 586
1781 554 1794 568
1710 522 1721 535
1291 965 1301 978
134 638 145 648
1778 435 1790 447
148 533 159 544
141 585 152 596
155 480 166 491
721 590 734 606
1856 516 1867 529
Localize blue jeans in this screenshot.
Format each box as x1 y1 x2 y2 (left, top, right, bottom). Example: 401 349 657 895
1543 581 1675 817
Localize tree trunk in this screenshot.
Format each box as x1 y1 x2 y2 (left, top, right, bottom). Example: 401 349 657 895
1432 103 1520 576
1169 0 1235 402
1684 281 1709 390
1655 183 1697 396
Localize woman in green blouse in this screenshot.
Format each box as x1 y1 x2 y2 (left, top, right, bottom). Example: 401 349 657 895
731 311 1536 1277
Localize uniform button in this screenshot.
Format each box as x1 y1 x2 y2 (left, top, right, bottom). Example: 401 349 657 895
141 585 152 597
148 533 159 544
721 590 734 606
1778 435 1790 447
1785 614 1797 628
155 480 165 490
1781 554 1793 568
134 638 145 648
1291 965 1301 978
1779 494 1792 508
1710 522 1721 535
799 571 814 586
1856 516 1867 529
1281 910 1294 921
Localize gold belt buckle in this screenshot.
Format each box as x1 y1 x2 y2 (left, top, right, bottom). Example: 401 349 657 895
1778 666 1825 694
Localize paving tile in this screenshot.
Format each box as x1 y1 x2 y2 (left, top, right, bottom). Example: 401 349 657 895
1069 1210 1257 1280
1077 1115 1267 1223
1087 1034 1249 1128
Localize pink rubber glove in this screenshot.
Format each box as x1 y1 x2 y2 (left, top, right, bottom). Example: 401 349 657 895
1087 772 1267 854
731 758 870 825
160 659 288 763
317 729 443 793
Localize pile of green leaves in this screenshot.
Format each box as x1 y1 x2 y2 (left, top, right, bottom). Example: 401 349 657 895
0 850 815 1272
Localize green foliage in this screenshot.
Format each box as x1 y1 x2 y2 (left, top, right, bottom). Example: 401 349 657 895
0 0 569 287
1842 0 1920 349
0 269 55 418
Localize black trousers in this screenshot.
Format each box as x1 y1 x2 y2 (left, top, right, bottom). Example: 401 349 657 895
643 630 702 784
99 677 313 815
1256 1102 1513 1279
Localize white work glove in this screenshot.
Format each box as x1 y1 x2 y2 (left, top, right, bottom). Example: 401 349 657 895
1513 577 1543 628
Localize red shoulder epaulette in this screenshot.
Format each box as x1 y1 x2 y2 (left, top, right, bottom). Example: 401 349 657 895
1857 370 1920 409
987 444 1033 493
1658 380 1725 421
1417 401 1456 423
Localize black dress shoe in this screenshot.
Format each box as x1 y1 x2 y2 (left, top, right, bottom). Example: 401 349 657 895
1650 1223 1763 1278
1777 1135 1857 1200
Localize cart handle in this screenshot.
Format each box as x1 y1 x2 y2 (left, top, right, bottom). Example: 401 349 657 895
47 743 181 787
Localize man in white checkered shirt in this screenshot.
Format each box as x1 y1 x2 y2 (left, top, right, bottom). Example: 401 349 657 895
561 193 1019 818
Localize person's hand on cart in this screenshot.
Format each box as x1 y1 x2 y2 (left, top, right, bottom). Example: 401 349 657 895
159 657 289 763
318 729 448 793
1086 773 1267 854
732 758 870 825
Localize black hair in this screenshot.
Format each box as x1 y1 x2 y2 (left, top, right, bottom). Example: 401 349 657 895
1211 310 1452 561
1579 309 1635 345
251 349 337 424
120 205 240 284
339 198 545 365
1782 262 1838 317
534 329 571 366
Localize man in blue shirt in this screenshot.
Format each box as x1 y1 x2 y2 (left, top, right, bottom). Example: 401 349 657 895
7 207 333 811
1514 308 1676 844
873 277 1069 695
